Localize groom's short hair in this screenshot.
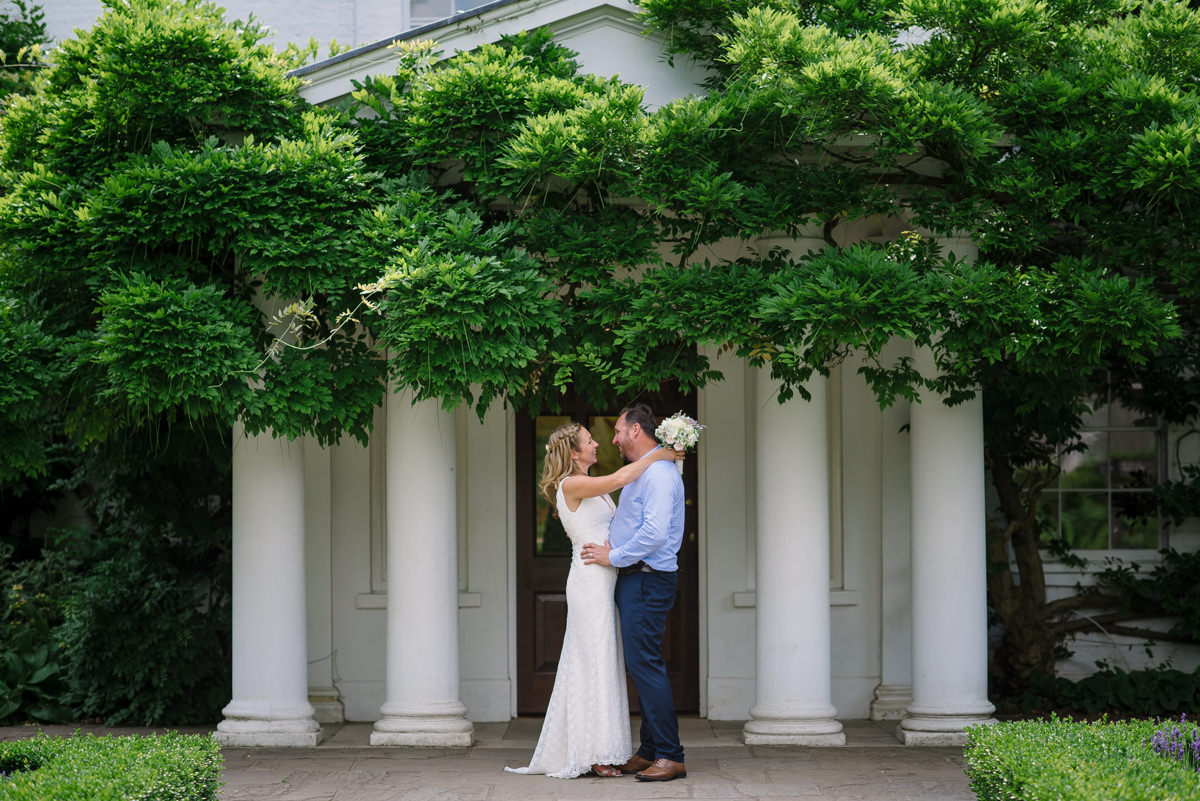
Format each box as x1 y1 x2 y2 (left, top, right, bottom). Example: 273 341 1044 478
619 403 658 441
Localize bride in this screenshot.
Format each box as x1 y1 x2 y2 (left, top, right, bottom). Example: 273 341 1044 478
505 421 679 779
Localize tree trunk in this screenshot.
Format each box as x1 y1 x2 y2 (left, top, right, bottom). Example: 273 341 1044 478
985 448 1059 696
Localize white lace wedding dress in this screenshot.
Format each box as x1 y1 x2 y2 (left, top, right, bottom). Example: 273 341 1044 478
504 484 631 778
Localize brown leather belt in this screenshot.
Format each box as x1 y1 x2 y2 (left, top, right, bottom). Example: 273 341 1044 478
617 561 671 575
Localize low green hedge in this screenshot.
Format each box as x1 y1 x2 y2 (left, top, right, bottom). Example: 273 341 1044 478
0 731 222 800
965 716 1200 801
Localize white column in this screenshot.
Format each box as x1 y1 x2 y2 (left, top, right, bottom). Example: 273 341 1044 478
371 387 474 746
900 350 996 745
216 423 322 747
744 369 845 745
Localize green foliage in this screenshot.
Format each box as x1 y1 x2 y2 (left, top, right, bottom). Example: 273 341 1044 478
1 418 233 727
50 424 233 726
0 549 71 725
1 0 301 174
630 0 1198 694
366 186 563 416
0 1 48 108
1156 463 1200 528
965 716 1200 801
0 299 67 480
0 732 222 801
0 0 390 471
1093 549 1200 641
1012 667 1200 718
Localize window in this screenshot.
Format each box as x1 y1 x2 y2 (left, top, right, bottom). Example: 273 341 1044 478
1039 394 1163 550
410 0 493 27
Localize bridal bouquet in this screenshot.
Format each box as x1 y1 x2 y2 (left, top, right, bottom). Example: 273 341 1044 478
655 412 705 473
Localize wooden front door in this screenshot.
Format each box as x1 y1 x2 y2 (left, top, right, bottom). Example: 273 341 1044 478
515 392 699 715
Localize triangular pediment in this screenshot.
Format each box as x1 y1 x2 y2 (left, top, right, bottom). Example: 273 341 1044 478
295 0 706 108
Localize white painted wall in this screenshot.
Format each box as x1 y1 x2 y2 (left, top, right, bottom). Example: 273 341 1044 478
699 349 757 720
458 404 516 722
328 422 387 722
45 0 400 54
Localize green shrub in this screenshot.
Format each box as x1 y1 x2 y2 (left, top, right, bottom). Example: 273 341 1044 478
965 717 1200 801
1011 666 1200 718
0 732 222 800
0 547 71 725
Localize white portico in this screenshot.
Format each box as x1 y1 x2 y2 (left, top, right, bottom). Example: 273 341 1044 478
214 0 997 748
215 344 996 748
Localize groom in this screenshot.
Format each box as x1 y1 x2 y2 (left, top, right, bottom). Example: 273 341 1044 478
581 403 687 782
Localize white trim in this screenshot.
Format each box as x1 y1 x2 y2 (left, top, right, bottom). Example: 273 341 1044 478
696 373 710 717
730 590 860 608
506 408 519 718
828 363 844 588
296 0 642 105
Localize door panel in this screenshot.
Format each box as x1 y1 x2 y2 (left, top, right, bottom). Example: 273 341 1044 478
516 391 699 715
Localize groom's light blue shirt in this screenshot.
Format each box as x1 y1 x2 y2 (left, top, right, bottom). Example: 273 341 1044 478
607 448 685 572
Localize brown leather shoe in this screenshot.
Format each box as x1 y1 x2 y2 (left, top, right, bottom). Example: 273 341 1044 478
618 755 653 774
635 758 687 782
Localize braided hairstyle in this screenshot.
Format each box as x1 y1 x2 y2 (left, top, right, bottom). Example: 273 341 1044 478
539 421 583 506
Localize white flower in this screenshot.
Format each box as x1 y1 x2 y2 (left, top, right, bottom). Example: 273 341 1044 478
655 412 705 451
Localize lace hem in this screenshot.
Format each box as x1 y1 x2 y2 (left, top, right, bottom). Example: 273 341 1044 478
505 748 633 779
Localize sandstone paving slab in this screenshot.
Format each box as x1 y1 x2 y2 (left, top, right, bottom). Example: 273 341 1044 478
0 719 975 801
732 781 823 797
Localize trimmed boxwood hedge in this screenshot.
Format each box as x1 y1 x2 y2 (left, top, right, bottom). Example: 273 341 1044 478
965 716 1200 801
0 731 221 800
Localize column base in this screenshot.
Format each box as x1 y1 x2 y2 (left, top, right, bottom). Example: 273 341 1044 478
214 718 323 747
899 707 997 746
869 684 912 721
309 688 345 724
744 711 845 746
215 700 323 747
370 703 474 747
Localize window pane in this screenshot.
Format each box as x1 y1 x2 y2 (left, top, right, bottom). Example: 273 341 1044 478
588 416 623 503
534 416 572 556
1060 433 1107 490
1112 493 1158 549
1109 403 1156 428
1110 431 1156 488
1036 491 1060 546
1061 492 1108 549
1080 400 1108 428
412 0 453 18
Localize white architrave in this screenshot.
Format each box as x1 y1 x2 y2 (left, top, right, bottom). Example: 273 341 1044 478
370 386 474 746
216 423 323 747
901 349 997 745
743 369 846 745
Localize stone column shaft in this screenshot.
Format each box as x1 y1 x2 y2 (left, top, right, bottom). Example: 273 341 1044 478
216 423 322 747
744 370 845 745
901 351 996 745
371 387 473 746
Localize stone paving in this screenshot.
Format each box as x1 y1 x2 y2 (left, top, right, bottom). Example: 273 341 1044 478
1 718 977 801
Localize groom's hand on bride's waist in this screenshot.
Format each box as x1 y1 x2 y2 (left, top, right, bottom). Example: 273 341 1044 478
581 541 612 566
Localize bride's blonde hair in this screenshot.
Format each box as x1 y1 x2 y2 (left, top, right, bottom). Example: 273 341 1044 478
539 421 582 506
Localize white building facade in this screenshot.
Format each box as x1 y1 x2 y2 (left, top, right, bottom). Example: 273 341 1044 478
205 1 1010 748
49 0 1195 749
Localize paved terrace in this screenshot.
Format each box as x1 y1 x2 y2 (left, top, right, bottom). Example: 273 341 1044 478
1 718 977 800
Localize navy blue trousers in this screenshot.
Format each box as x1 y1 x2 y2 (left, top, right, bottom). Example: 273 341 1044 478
615 570 684 763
